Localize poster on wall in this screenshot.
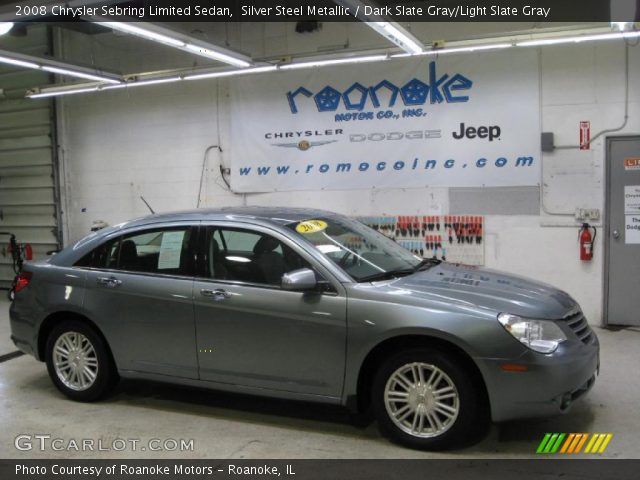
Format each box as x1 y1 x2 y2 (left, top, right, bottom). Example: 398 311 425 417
228 50 541 193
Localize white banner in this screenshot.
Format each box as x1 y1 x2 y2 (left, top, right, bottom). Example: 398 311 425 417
229 50 540 193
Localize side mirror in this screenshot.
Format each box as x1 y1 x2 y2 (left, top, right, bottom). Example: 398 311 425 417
281 268 317 291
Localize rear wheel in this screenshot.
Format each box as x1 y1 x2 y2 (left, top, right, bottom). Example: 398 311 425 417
372 348 485 450
45 321 117 401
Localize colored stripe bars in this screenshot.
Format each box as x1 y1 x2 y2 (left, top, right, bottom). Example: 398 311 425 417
536 433 613 454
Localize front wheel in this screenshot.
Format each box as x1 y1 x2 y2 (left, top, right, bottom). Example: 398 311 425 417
45 321 117 401
372 348 486 450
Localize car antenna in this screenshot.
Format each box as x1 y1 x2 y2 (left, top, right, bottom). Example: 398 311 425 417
140 196 155 214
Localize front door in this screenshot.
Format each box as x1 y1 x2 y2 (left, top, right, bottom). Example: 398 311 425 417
193 225 347 397
605 136 640 326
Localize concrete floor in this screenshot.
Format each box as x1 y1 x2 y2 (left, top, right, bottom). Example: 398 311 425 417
1 296 639 459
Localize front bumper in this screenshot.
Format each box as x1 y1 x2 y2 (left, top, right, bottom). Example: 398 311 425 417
478 335 600 422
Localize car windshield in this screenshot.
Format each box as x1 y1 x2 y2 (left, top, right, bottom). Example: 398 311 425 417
287 216 437 282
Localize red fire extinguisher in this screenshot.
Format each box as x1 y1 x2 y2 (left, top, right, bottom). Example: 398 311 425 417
579 223 596 261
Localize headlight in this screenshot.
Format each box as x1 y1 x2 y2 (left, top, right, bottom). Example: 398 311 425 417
497 313 567 354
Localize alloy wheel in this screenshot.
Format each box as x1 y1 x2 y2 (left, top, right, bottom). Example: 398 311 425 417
52 331 99 391
384 362 459 438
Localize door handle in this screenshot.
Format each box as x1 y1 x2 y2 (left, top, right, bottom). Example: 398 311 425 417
200 288 231 301
96 276 122 288
612 229 620 239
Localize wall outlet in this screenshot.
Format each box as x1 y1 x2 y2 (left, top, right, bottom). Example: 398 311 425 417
575 208 600 221
587 208 600 221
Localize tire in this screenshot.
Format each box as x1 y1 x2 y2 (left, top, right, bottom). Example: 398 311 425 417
45 320 117 401
372 348 486 450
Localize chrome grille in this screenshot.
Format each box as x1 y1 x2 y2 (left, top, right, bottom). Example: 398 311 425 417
562 310 594 345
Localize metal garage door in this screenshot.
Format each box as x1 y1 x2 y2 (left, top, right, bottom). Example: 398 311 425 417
0 25 60 290
605 136 640 326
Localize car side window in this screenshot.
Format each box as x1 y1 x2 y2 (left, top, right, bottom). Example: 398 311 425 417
75 227 193 276
74 238 119 269
205 227 310 286
116 228 192 275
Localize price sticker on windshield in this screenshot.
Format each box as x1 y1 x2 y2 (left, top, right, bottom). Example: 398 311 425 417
296 220 327 234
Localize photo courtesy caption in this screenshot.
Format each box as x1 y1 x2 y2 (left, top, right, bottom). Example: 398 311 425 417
16 464 295 476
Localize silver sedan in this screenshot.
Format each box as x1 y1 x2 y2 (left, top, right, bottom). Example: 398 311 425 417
9 207 599 450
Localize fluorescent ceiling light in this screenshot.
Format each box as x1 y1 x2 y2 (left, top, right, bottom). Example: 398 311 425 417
27 66 279 98
429 43 513 54
0 22 13 36
367 22 423 54
280 55 388 70
0 55 38 69
103 77 183 90
97 22 251 68
28 87 101 99
225 256 251 263
0 51 121 83
184 66 277 80
97 22 184 47
334 0 424 54
393 43 512 58
517 31 640 47
27 78 183 98
41 66 120 84
184 44 251 68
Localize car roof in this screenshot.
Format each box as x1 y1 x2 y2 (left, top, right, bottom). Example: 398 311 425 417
124 206 341 228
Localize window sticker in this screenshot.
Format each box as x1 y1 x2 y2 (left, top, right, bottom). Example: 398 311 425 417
157 231 185 269
296 220 328 234
316 244 343 254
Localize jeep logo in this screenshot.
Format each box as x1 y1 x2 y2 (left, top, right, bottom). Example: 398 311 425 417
452 123 501 141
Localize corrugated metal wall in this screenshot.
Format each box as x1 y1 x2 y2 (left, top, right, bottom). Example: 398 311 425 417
0 25 59 289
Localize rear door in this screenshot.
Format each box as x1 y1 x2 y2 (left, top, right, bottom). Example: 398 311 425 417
80 223 199 378
193 223 347 397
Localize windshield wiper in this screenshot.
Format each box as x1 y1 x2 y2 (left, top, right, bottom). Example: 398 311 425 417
358 269 414 282
358 258 441 283
412 258 441 272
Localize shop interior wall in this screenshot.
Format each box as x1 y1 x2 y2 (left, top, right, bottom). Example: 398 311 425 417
54 23 640 325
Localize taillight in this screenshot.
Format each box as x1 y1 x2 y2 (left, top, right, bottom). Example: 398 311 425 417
14 271 32 293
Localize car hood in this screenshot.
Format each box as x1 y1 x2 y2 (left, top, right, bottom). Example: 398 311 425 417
380 262 578 320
